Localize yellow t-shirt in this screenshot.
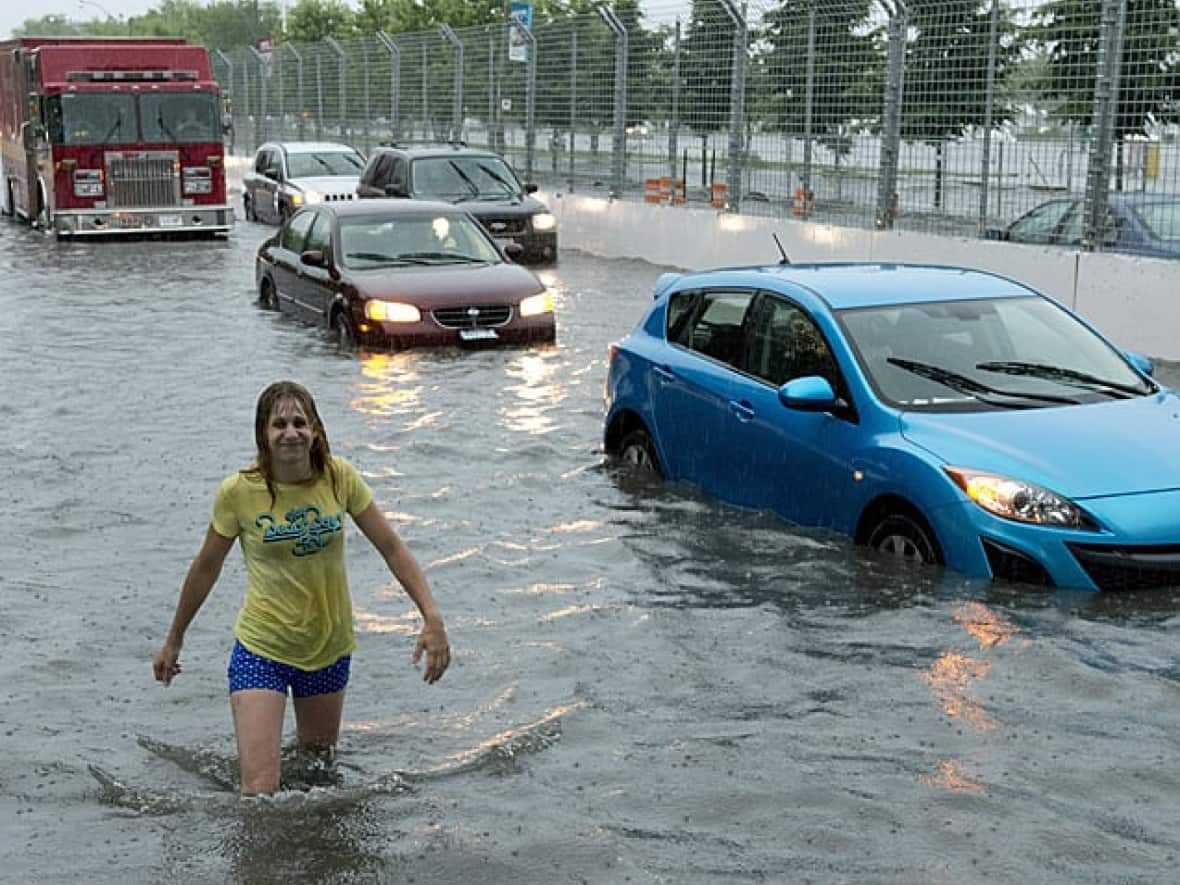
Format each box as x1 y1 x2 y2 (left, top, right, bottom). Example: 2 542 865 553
211 455 374 670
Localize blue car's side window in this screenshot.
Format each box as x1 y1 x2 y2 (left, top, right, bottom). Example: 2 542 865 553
671 290 755 370
747 296 838 389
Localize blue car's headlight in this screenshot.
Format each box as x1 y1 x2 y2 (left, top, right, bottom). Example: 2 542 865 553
945 467 1097 529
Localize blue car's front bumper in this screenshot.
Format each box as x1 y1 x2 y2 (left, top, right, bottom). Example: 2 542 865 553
934 488 1180 591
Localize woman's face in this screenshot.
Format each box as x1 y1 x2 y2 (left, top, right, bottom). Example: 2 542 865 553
266 396 316 470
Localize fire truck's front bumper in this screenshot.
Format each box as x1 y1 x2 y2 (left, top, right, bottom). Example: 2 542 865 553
52 206 235 237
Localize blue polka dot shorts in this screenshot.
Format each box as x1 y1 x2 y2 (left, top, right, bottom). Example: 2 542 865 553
227 640 351 697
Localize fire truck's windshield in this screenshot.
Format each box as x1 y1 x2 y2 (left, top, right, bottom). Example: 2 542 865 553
140 93 221 143
49 93 137 146
47 92 221 146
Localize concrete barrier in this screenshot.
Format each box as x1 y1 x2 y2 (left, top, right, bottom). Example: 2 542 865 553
546 191 1180 361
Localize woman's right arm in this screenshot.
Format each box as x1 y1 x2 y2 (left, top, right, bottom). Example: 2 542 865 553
152 525 235 686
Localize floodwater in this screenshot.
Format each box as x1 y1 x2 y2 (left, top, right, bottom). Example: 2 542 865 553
2 215 1179 885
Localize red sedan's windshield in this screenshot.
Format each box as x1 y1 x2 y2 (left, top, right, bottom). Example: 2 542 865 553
339 213 502 268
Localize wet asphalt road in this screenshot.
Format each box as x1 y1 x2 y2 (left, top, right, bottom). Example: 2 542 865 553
1 214 1179 885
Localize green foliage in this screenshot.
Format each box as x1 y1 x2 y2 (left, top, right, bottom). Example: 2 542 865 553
752 0 880 141
1033 0 1180 137
680 0 736 135
287 0 356 43
900 0 1024 144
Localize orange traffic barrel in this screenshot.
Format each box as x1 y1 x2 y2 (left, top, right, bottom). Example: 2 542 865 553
644 178 662 204
709 182 727 208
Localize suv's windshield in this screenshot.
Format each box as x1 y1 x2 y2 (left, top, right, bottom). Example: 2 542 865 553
339 212 501 268
839 295 1155 411
287 151 365 178
47 93 138 146
411 156 521 201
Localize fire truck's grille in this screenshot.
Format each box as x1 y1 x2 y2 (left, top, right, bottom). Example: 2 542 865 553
105 151 180 208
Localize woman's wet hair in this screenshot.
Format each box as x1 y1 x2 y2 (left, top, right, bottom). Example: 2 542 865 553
247 380 337 504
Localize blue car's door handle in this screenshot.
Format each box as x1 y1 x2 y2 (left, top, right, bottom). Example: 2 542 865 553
653 365 675 383
729 400 754 422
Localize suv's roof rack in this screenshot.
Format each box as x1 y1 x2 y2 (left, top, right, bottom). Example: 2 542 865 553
376 138 473 151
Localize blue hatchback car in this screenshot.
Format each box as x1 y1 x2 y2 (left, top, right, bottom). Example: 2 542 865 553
603 262 1180 592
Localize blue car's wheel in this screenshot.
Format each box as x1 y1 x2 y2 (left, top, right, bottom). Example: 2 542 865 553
619 428 662 478
867 513 940 565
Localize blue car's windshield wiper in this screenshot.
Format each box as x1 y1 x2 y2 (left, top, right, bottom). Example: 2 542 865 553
975 361 1147 398
887 357 1080 407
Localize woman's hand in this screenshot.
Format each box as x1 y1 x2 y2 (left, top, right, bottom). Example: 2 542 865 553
153 642 183 686
412 621 450 684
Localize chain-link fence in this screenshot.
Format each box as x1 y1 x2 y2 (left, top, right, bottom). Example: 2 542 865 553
213 0 1180 256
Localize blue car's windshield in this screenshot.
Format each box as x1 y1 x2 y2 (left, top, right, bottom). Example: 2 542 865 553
839 296 1155 411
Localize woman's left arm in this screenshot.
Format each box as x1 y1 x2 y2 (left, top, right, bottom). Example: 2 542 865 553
353 502 450 683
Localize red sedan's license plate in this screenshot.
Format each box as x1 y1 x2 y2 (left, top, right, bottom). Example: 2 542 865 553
460 328 499 342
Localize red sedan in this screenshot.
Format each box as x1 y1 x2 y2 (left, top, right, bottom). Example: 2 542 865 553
254 199 556 350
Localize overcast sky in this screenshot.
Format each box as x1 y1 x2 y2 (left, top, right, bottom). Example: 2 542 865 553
2 0 680 42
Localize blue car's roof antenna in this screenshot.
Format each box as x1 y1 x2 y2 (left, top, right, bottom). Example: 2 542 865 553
773 233 791 265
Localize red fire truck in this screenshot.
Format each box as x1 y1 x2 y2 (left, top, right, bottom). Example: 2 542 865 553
0 36 233 237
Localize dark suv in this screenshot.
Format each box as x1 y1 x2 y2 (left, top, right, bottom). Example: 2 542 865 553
356 143 557 265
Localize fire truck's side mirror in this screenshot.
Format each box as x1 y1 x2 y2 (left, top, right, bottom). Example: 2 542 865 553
21 121 43 151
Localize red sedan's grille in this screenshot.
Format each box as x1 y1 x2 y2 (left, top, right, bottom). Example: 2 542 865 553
431 305 512 329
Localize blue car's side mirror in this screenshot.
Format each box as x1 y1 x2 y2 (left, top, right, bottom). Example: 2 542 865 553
778 376 838 412
1124 350 1154 377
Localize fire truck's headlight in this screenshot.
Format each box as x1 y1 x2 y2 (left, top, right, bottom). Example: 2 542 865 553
182 167 213 195
73 169 103 198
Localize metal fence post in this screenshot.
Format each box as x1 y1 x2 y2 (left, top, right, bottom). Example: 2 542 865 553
669 19 681 186
439 25 464 140
325 38 347 143
1083 0 1127 252
282 43 303 140
802 1 816 209
248 46 269 144
214 49 235 152
569 30 577 191
315 53 324 140
597 5 628 200
376 32 401 142
875 0 907 230
978 0 999 235
517 25 537 179
716 0 747 212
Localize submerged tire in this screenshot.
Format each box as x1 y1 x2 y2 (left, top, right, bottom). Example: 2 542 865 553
258 277 279 310
866 513 941 565
618 428 662 478
334 312 356 351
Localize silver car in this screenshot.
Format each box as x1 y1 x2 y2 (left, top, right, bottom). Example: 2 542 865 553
243 141 365 224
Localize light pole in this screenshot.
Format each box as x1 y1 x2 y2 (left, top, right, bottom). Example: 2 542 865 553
77 0 115 20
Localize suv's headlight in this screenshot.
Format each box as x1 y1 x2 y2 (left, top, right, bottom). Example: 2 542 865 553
365 300 421 323
945 467 1097 529
519 291 554 317
531 212 556 232
302 190 323 205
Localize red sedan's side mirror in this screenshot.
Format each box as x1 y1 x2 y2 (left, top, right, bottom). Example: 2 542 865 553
502 241 525 262
301 249 326 267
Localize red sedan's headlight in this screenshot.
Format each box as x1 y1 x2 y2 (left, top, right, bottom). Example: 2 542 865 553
365 300 421 323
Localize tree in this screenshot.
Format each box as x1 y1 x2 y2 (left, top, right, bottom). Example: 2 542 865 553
900 0 1023 209
753 0 881 170
1034 0 1180 189
287 0 356 43
680 0 736 171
